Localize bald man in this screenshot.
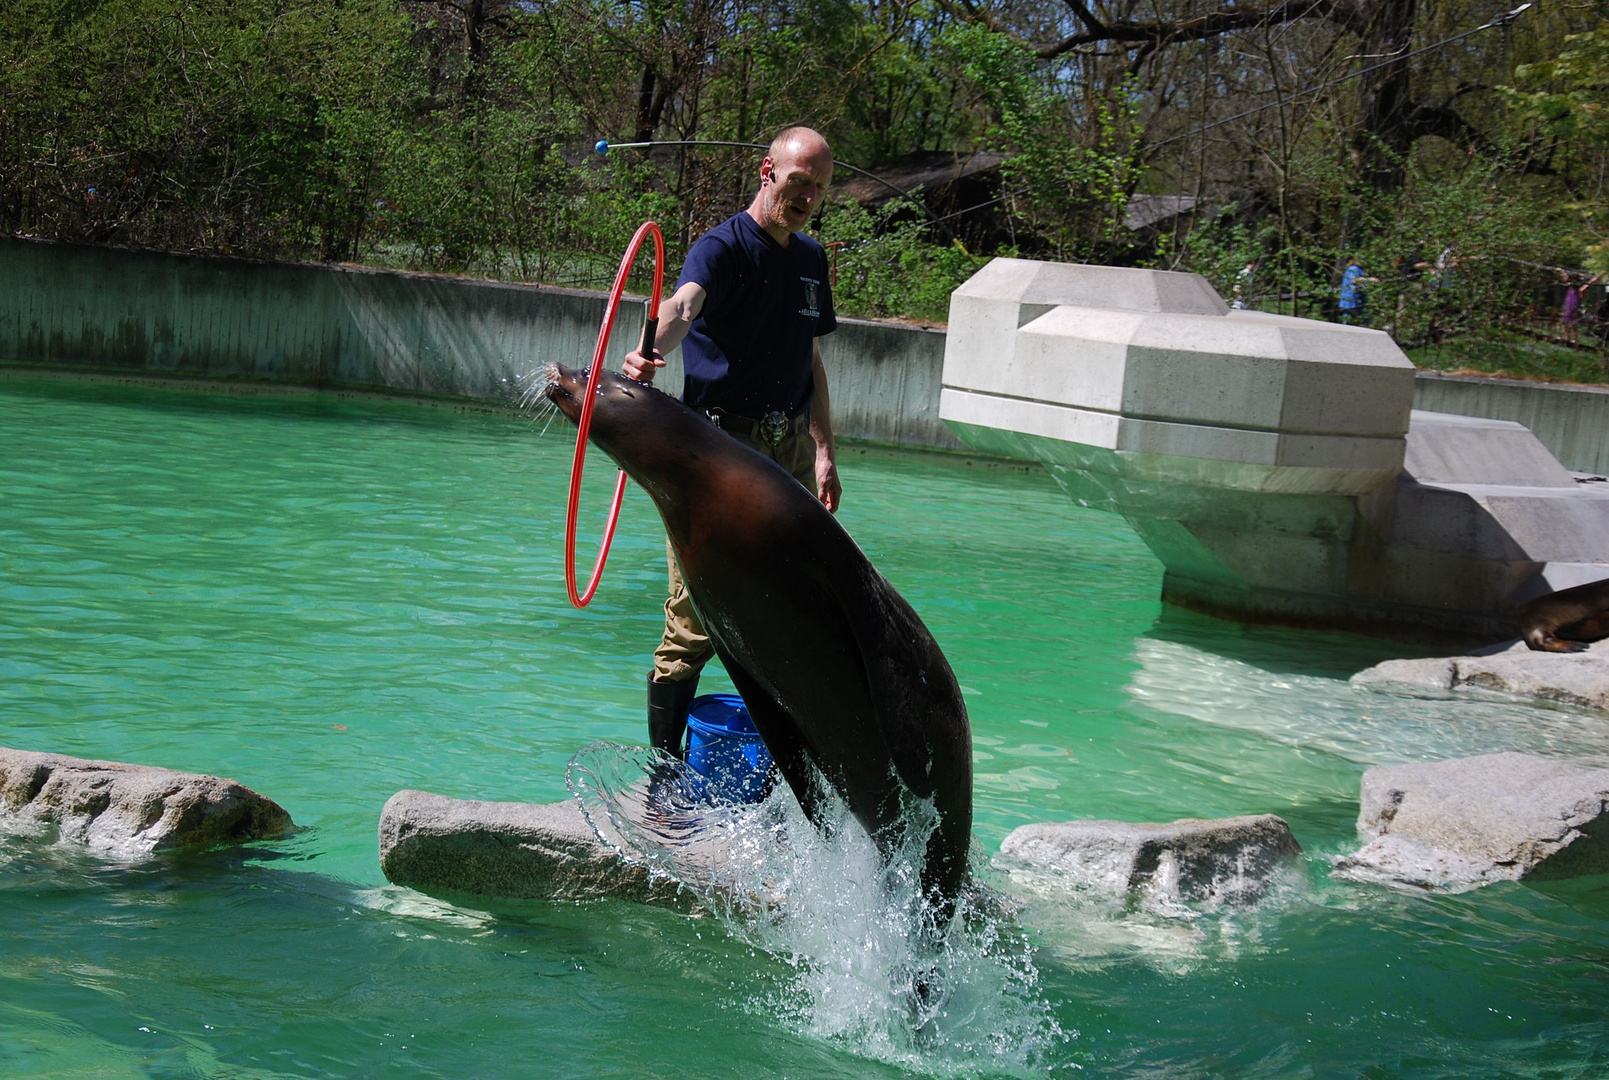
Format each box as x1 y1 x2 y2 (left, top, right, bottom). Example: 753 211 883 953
622 126 841 756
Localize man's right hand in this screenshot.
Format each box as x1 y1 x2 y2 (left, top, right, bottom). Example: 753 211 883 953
626 282 703 383
623 348 665 383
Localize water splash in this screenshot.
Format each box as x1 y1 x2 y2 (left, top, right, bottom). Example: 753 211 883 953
995 844 1314 977
567 742 1068 1073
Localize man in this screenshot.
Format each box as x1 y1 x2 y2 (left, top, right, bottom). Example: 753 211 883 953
1338 257 1376 326
621 126 841 756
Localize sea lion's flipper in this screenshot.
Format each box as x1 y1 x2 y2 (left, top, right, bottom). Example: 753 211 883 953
719 652 832 831
1559 615 1609 644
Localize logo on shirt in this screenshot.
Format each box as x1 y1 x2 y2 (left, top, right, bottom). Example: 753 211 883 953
800 276 821 319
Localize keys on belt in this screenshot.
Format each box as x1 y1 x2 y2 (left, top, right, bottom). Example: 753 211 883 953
706 408 806 448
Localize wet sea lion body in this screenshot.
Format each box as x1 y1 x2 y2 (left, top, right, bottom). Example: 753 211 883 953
1519 577 1609 653
544 363 973 911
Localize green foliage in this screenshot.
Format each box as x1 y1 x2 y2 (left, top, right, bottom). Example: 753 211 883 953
1160 151 1585 350
946 23 1145 262
1153 207 1264 300
1410 333 1609 385
1507 27 1609 145
0 0 414 257
1504 27 1609 274
816 199 987 322
1344 164 1578 346
0 0 1602 367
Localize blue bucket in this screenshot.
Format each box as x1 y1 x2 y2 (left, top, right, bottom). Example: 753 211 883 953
685 694 773 803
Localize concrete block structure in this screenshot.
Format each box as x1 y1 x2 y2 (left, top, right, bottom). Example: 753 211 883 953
940 257 1609 641
942 258 1415 498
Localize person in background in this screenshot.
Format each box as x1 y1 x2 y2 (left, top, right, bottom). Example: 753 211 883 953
1560 271 1602 346
620 126 840 757
1231 258 1257 310
1338 258 1377 326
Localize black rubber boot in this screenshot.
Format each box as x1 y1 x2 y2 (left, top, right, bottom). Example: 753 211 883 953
646 673 699 758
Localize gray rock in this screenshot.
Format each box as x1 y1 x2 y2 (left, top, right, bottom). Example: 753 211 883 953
1333 751 1609 891
1351 639 1609 714
378 790 692 907
0 747 293 857
996 814 1302 904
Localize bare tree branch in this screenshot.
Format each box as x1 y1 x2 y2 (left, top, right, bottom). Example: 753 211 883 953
1033 0 1346 59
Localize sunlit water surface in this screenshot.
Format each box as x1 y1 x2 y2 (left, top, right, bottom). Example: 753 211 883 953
3 374 1608 1078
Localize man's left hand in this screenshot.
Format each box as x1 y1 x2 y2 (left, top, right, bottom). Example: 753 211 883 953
816 449 841 513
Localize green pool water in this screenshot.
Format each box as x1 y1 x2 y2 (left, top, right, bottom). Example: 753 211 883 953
4 373 1609 1078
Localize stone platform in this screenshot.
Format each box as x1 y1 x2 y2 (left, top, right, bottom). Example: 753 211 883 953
1352 639 1609 715
379 790 717 909
0 747 293 857
381 790 1307 909
1333 752 1609 891
942 260 1413 499
995 814 1301 905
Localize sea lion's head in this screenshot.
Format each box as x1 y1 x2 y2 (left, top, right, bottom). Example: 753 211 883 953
542 361 711 512
542 361 667 434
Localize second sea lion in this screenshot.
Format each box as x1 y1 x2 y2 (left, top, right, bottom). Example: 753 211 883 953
1519 577 1609 653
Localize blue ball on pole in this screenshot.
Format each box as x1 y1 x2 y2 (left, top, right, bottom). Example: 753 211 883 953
594 140 609 156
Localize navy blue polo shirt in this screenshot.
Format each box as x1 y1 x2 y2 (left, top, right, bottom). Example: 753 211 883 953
676 212 836 418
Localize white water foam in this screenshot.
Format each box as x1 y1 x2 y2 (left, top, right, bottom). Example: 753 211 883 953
1128 637 1609 768
994 849 1313 976
566 742 1070 1075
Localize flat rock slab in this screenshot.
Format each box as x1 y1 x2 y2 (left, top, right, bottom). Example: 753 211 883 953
1351 639 1609 714
0 747 293 857
995 814 1301 904
379 790 694 907
1333 751 1609 891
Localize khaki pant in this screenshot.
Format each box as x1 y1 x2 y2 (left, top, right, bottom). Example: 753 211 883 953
652 424 818 682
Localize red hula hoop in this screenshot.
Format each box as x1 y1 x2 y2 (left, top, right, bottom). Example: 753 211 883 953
565 220 664 608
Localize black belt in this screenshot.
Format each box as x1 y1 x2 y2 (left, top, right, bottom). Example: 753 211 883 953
706 407 809 448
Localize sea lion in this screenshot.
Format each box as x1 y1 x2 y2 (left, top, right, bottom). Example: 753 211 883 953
1519 577 1609 653
544 362 973 915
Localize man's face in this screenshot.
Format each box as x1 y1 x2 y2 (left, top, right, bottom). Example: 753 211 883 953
761 141 834 234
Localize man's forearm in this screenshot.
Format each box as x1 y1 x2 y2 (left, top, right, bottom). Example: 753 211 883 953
808 340 841 512
809 342 834 449
625 282 704 381
654 282 703 356
654 311 692 356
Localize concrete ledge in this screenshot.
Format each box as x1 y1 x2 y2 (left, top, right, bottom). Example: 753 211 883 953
1414 371 1609 476
378 790 691 906
995 814 1301 904
0 235 963 453
8 236 1609 471
0 747 293 857
1333 752 1609 891
1352 640 1609 714
941 259 1415 498
943 392 1404 492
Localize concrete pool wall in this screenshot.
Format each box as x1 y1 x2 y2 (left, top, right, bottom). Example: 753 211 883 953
0 235 962 453
3 235 1606 472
